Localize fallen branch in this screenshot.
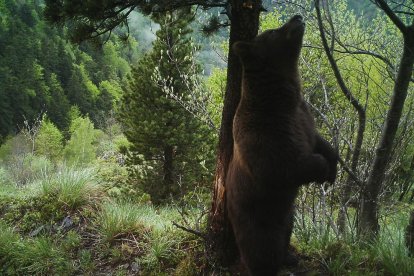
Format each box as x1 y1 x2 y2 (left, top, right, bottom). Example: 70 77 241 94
172 221 206 239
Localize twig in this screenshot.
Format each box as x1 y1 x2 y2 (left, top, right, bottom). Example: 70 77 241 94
338 157 364 188
172 221 206 239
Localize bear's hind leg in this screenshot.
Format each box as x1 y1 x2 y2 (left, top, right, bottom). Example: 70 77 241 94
236 223 284 276
282 207 299 267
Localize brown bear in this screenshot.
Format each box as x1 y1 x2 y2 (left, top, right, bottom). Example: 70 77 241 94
226 15 338 275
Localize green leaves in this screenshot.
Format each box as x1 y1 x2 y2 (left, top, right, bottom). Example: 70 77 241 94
65 116 99 166
35 119 64 162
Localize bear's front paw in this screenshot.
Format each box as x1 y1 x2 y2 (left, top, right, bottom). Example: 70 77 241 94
295 154 329 185
326 154 339 184
312 154 329 184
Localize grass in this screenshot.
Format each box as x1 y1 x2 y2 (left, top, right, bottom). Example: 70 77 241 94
2 164 413 275
39 167 102 210
96 201 149 242
0 166 103 234
95 200 198 273
292 207 414 276
140 227 187 274
369 213 414 275
0 222 73 275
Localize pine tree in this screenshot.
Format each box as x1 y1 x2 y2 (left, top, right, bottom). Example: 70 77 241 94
120 8 215 203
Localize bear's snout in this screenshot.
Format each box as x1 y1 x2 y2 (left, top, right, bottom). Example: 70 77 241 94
291 14 303 22
288 14 305 29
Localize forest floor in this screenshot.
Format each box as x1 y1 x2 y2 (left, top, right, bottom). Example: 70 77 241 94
0 164 413 275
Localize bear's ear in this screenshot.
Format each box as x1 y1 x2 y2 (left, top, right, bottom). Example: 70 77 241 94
233 41 256 59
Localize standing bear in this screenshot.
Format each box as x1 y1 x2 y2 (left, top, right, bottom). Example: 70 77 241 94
226 15 338 275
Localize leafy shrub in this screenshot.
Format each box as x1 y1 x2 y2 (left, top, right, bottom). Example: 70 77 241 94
0 166 10 185
64 116 100 166
35 119 64 161
4 153 52 186
96 158 150 203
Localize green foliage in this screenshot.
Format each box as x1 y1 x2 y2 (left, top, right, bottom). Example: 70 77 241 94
120 9 216 203
96 158 149 203
0 136 53 185
293 206 414 275
205 67 225 127
40 167 101 211
64 116 99 165
0 166 100 233
35 118 64 161
0 0 139 140
140 230 183 273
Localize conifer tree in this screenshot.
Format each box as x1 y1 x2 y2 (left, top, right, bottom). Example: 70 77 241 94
120 8 215 203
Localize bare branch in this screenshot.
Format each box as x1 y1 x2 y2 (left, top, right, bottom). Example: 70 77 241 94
172 221 206 239
314 0 366 118
372 0 407 33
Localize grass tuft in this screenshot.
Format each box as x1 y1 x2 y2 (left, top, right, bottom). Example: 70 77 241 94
97 201 149 242
0 222 73 275
40 167 102 210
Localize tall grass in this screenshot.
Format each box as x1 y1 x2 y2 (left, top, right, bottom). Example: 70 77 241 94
39 167 102 210
96 201 192 273
96 201 149 242
369 212 414 275
294 207 414 275
0 222 73 275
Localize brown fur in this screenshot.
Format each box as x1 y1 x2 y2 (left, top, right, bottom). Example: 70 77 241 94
226 15 338 275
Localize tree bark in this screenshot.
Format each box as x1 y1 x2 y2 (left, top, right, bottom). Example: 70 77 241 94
208 0 262 267
358 27 414 238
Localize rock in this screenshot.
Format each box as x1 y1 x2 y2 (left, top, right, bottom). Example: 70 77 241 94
29 225 44 237
131 262 140 273
60 216 74 230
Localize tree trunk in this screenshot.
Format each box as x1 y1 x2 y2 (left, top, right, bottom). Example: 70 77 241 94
208 0 262 267
358 28 414 238
338 115 365 234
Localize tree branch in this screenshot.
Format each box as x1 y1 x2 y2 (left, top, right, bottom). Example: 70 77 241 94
314 0 366 117
372 0 407 33
172 221 206 239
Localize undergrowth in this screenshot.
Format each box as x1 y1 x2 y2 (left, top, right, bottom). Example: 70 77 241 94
1 165 413 275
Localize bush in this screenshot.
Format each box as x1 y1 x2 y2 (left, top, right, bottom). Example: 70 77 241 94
64 116 99 166
96 158 150 203
0 166 10 185
7 154 53 186
35 119 64 161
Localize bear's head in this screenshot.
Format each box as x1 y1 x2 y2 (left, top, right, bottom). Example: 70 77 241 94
233 15 305 73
